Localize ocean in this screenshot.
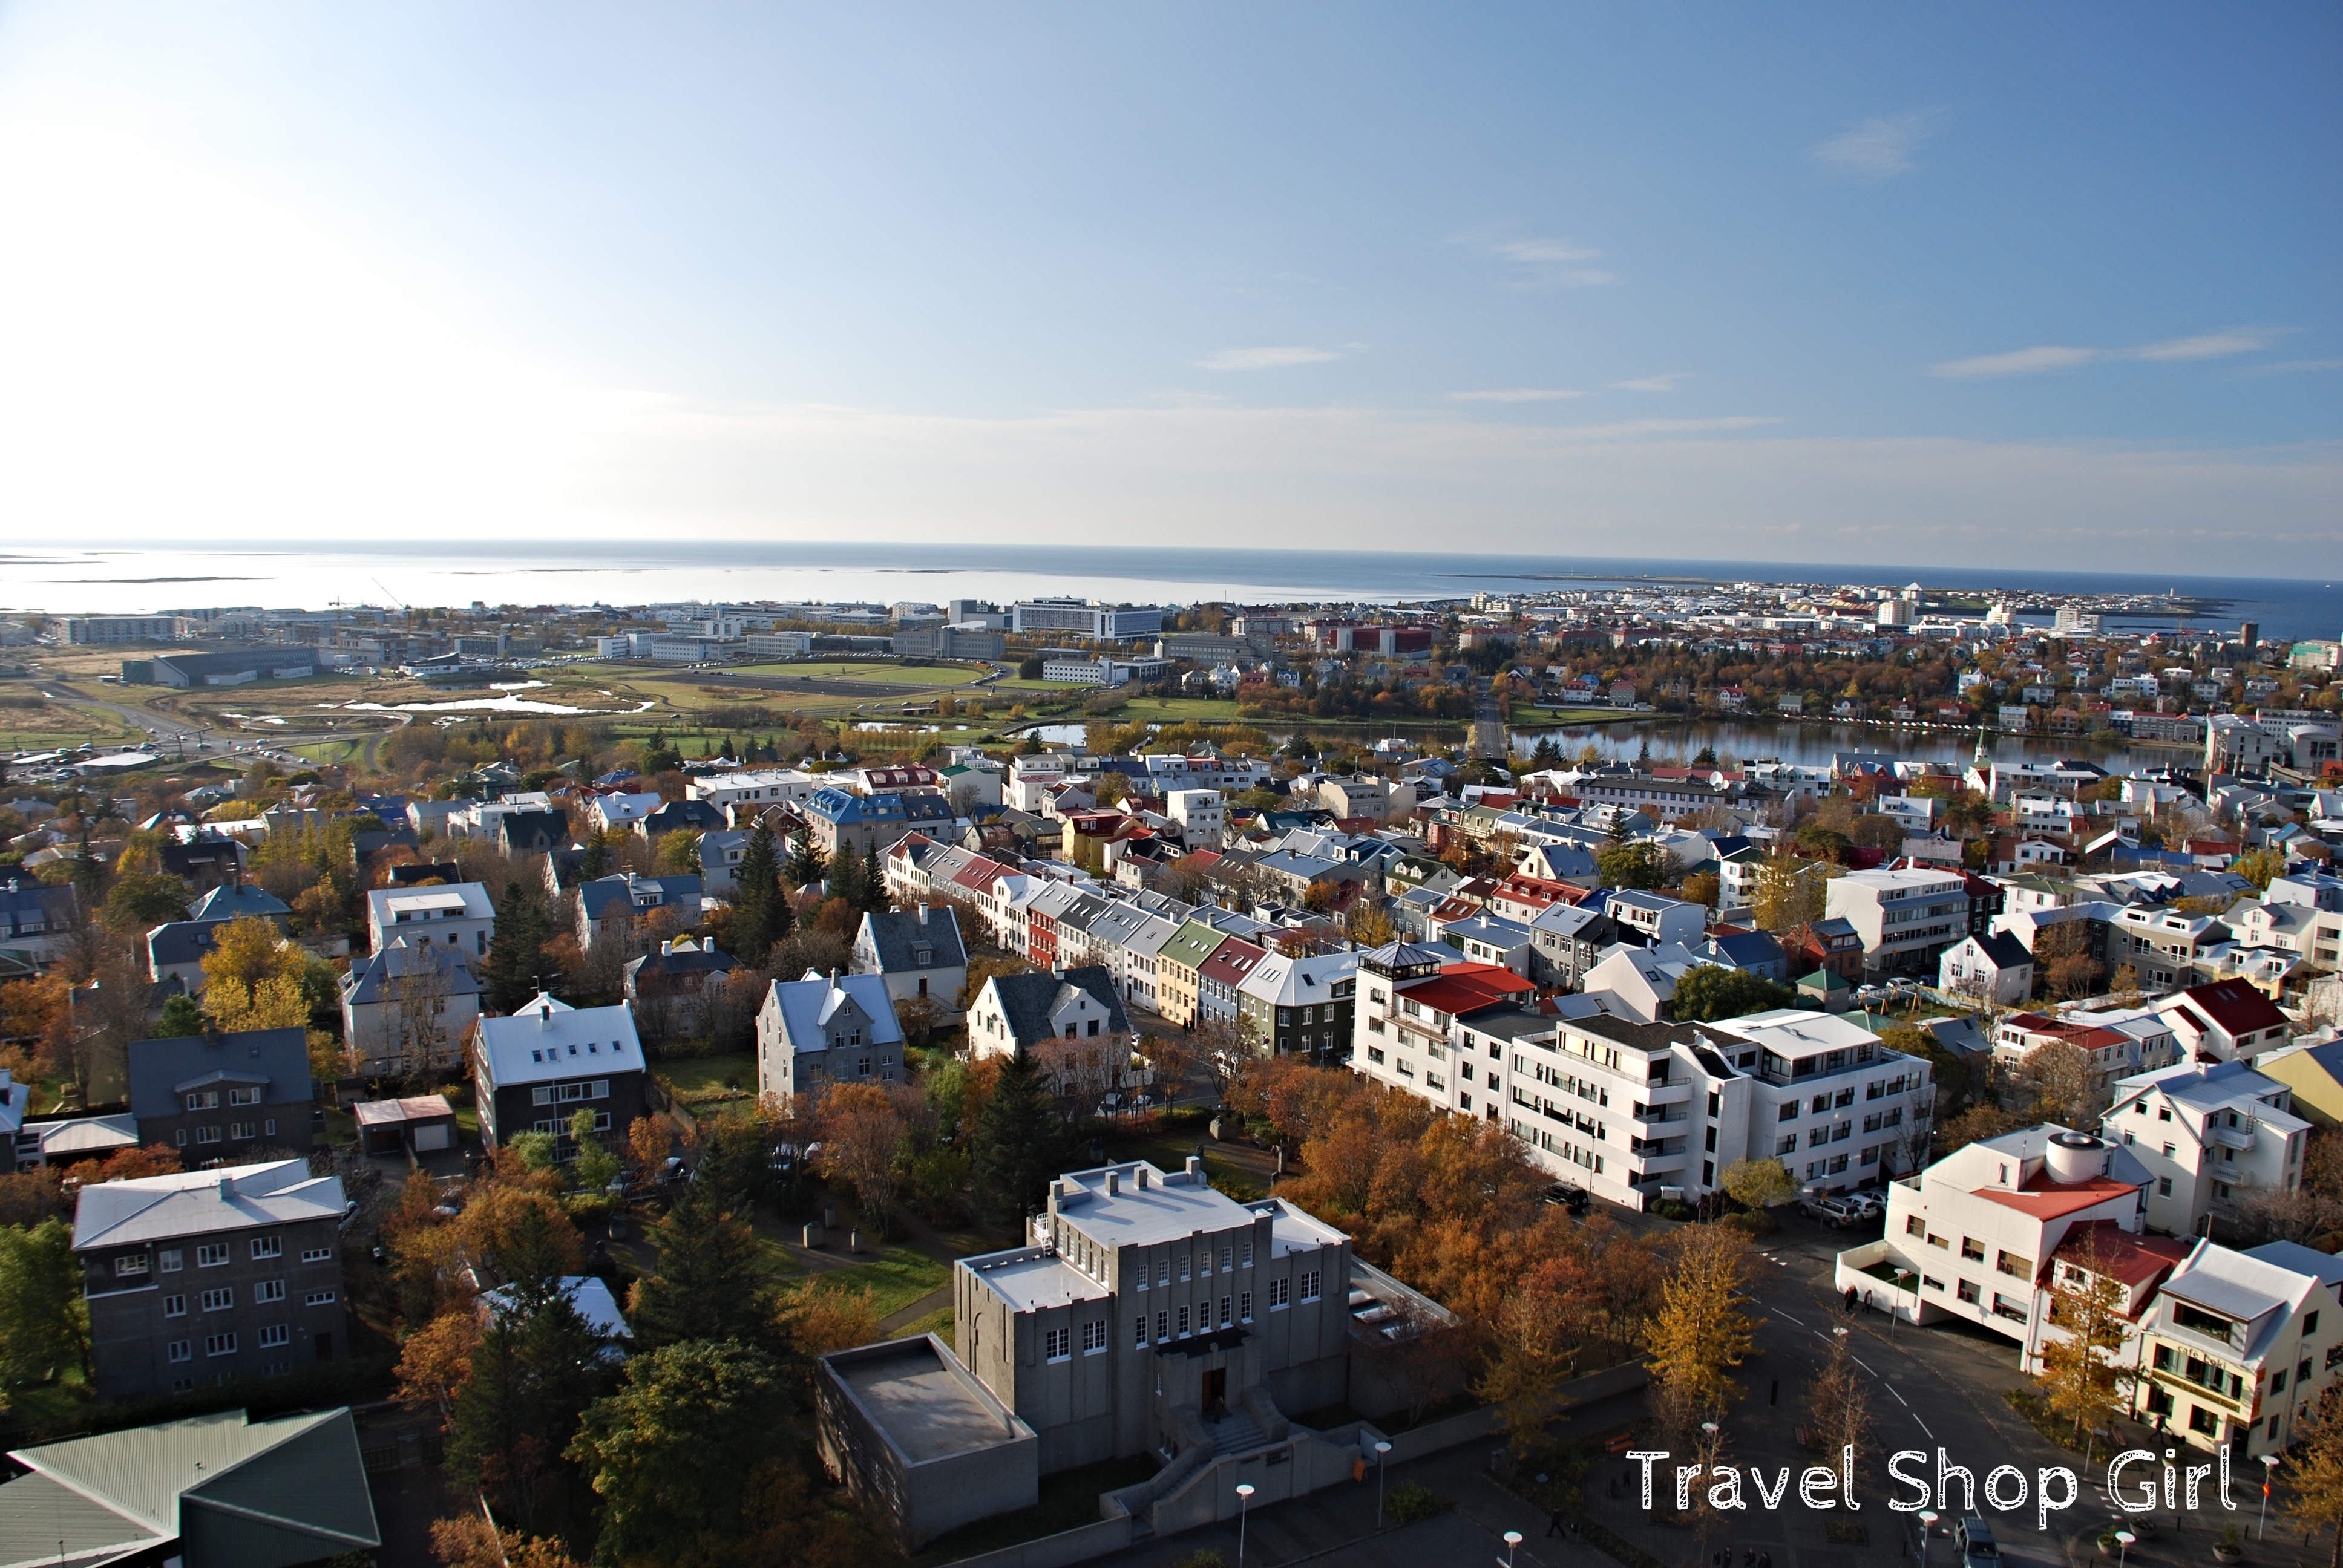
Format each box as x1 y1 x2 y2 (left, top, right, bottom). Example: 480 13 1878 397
4 541 2336 644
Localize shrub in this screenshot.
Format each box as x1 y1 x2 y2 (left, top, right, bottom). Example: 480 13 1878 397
1385 1481 1453 1525
1721 1210 1777 1236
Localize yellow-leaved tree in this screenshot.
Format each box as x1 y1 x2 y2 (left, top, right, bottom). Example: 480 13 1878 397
1645 1225 1758 1432
198 916 347 1080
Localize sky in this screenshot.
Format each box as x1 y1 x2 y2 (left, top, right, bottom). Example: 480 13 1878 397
0 3 2335 573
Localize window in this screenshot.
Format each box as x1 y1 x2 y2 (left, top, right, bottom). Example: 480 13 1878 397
201 1287 233 1312
228 1086 261 1106
1082 1319 1107 1353
194 1126 221 1145
115 1255 149 1278
264 1119 276 1137
1178 1305 1191 1336
1242 1238 1253 1267
1270 1278 1291 1310
251 1236 282 1261
1240 1291 1253 1322
1906 1215 1926 1236
304 1289 338 1307
185 1090 219 1110
163 1294 186 1317
301 1246 334 1264
2274 1369 2290 1393
1956 1279 1981 1305
258 1324 290 1348
1136 1316 1149 1347
1044 1327 1070 1362
2189 1406 2218 1436
1219 1296 1232 1328
1300 1270 1321 1303
159 1249 182 1272
195 1243 229 1267
228 1122 257 1140
167 1341 192 1363
205 1333 238 1357
2159 1177 2174 1197
2309 1312 2322 1336
255 1280 286 1304
1961 1237 1986 1262
1156 1259 1168 1288
1778 1102 1798 1122
1156 1311 1169 1342
1997 1251 2033 1279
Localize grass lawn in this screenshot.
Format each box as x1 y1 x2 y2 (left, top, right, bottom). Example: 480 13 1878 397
781 1246 950 1320
1105 1132 1268 1198
992 677 1093 691
717 662 981 685
908 1453 1161 1568
650 1053 757 1103
750 1233 805 1279
895 1305 954 1347
1097 697 1244 724
1518 706 1640 725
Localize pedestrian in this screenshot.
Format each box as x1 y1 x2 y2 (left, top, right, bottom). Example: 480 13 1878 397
1548 1508 1566 1538
1760 1551 1772 1568
1745 1550 1755 1568
1843 1285 1858 1315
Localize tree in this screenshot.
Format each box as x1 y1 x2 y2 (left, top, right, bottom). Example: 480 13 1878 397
566 1341 802 1568
1670 968 1794 1023
1345 900 1397 948
626 1114 670 1181
1645 1226 1756 1429
627 1183 778 1351
1595 840 1668 891
395 1307 482 1423
2018 1040 2101 1125
102 871 191 933
970 1047 1066 1230
728 822 786 966
2233 846 2286 891
154 992 206 1037
481 882 557 1014
2036 1236 2134 1443
785 825 823 887
825 843 865 910
387 949 455 1080
447 1277 612 1535
1680 869 1720 910
428 1514 582 1568
1806 1326 1872 1472
813 1082 908 1227
2287 1383 2343 1568
0 1217 88 1384
1719 1157 1797 1210
1473 1253 1588 1455
571 1107 620 1192
1751 851 1835 932
2034 918 2103 1002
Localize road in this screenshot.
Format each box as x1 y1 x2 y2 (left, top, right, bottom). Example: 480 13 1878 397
39 676 393 773
1472 676 1509 760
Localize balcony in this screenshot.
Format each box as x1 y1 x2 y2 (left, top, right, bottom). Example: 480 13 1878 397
2209 1123 2256 1151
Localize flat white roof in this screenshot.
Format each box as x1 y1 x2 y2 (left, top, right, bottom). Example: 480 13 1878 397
1054 1161 1256 1250
962 1249 1109 1314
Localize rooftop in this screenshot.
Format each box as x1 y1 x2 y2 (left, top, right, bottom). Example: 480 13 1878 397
1050 1160 1253 1250
73 1159 347 1252
958 1246 1110 1313
827 1335 1034 1466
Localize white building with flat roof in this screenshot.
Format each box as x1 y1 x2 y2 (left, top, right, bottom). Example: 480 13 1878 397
363 881 495 966
1826 866 1971 979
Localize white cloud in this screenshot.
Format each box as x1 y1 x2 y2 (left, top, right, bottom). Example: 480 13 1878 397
2132 330 2276 362
2232 358 2343 378
1811 111 1942 180
1930 345 2103 379
1611 373 1691 393
1932 329 2281 379
1448 388 1585 402
1197 345 1341 371
1450 227 1619 288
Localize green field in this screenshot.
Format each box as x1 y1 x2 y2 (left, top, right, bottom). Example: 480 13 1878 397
1095 696 1244 724
896 1305 955 1347
650 1053 756 1103
720 662 983 685
782 1246 950 1319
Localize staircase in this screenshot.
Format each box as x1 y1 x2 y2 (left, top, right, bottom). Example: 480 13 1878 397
1207 1408 1268 1457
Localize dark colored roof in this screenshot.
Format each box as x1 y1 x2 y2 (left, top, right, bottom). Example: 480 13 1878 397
637 800 724 833
859 906 968 973
341 942 482 1005
1705 930 1786 969
497 809 570 850
350 829 420 863
623 946 738 987
1969 931 2035 969
126 1028 314 1119
146 918 231 968
1568 1014 1714 1054
578 873 703 920
186 884 290 922
986 965 1129 1048
157 838 243 876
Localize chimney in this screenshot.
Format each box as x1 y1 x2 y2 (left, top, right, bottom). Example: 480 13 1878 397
1136 1166 1149 1189
1184 1155 1204 1183
1106 1170 1119 1195
917 903 929 926
539 1000 551 1023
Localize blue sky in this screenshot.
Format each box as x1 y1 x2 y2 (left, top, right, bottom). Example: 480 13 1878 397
0 3 2334 570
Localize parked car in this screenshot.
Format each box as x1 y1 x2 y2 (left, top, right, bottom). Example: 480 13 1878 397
1542 1183 1591 1214
1800 1194 1866 1227
1956 1517 1999 1568
1846 1189 1887 1218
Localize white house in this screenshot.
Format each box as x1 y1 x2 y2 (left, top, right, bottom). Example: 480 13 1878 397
1936 932 2036 1007
850 906 969 1018
1578 941 1701 1024
2105 1060 2309 1237
2132 1239 2343 1457
1604 890 1706 950
364 882 496 967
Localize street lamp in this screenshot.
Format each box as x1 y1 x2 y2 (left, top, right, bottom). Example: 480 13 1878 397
2114 1527 2135 1568
2259 1453 2281 1538
1374 1440 1394 1528
1918 1509 1939 1567
1503 1529 1524 1567
1236 1483 1256 1568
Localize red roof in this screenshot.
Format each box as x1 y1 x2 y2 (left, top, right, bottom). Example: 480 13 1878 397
1977 1173 2143 1221
2050 1220 2192 1293
1400 963 1535 1017
1197 939 1268 986
950 857 1012 893
2173 979 2289 1036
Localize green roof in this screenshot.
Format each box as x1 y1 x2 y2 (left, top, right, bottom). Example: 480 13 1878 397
1796 969 1850 993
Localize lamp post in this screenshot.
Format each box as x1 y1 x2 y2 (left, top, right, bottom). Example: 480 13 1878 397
1375 1439 1394 1529
1503 1529 1524 1567
2115 1527 2136 1568
1919 1509 1939 1567
2259 1453 2281 1538
1698 1421 1721 1568
1236 1483 1256 1568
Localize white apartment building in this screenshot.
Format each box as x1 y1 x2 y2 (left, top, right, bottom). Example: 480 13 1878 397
2134 1240 2343 1457
2108 906 2224 990
1826 867 1971 979
2105 1060 2309 1237
1851 1126 2155 1345
1605 890 1706 949
1011 600 1165 640
364 882 496 965
686 768 826 812
1167 789 1224 849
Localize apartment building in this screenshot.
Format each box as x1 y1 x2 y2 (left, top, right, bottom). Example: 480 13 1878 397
2133 1240 2343 1457
756 972 906 1100
1826 867 1972 979
339 941 480 1076
363 881 496 965
470 993 648 1155
1236 950 1359 1060
2108 907 2224 990
72 1160 349 1400
1992 1010 2181 1097
686 767 827 813
2105 1060 2309 1236
804 787 957 857
126 1028 315 1157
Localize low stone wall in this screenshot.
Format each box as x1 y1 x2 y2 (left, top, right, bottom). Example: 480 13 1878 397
935 1514 1135 1568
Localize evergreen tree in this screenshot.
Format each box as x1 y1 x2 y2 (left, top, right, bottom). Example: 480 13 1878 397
628 1180 780 1351
857 843 888 913
445 1274 611 1534
971 1047 1067 1230
785 826 823 886
481 881 555 1013
730 822 781 965
578 834 611 880
827 842 864 909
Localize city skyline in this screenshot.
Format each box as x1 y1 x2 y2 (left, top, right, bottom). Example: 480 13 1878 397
0 4 2334 570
